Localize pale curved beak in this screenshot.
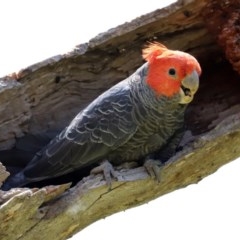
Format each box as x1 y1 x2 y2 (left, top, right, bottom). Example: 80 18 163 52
179 70 199 104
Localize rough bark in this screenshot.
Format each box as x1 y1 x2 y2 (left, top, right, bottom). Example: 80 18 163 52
0 0 240 239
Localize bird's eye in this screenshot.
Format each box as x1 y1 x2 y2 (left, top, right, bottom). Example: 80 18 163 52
168 68 176 76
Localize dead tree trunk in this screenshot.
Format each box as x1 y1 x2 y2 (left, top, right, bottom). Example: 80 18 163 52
1 0 240 239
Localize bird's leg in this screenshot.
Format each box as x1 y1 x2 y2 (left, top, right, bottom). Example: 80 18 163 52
144 156 163 183
144 127 185 182
90 160 118 189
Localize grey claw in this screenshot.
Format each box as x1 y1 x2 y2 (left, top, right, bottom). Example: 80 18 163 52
102 161 117 189
90 160 117 189
144 159 163 183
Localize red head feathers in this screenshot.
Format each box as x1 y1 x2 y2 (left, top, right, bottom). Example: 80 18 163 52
142 42 201 97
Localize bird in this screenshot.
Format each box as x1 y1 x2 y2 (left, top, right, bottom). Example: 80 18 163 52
1 42 201 190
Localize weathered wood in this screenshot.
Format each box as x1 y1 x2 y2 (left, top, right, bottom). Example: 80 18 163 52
0 0 240 239
0 162 9 187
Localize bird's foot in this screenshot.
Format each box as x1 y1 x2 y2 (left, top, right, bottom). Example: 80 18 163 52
90 160 118 189
144 159 163 183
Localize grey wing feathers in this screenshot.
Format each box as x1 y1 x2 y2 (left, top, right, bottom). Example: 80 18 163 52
69 84 135 146
23 81 138 180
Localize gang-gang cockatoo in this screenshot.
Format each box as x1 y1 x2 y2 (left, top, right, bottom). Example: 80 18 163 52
2 42 201 190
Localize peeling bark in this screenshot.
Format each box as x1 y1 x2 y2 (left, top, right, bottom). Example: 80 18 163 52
0 0 240 239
